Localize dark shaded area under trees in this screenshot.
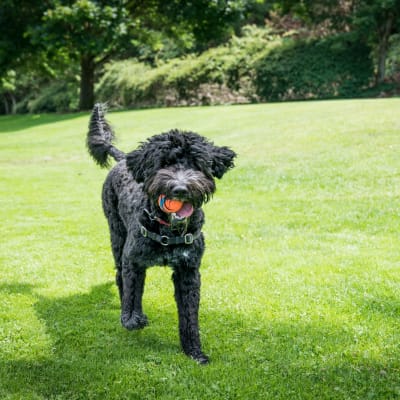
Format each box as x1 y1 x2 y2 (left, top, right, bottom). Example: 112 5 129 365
0 0 399 114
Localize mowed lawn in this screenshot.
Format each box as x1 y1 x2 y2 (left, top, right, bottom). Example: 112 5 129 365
0 99 399 399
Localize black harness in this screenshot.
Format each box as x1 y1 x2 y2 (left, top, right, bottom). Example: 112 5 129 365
140 208 201 246
140 225 201 246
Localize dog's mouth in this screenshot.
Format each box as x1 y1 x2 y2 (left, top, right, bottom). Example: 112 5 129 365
174 201 194 218
165 200 194 231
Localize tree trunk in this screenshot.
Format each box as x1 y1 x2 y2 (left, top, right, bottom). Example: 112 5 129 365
3 96 9 115
376 42 387 84
3 92 16 115
9 92 16 114
376 13 394 85
79 54 95 110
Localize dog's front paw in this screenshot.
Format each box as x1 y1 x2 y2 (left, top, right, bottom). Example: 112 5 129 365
121 312 148 330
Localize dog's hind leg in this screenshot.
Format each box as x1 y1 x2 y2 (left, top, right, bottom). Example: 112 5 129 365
110 224 126 303
102 181 127 302
172 267 209 364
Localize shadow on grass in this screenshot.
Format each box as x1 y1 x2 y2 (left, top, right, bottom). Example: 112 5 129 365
1 282 399 399
0 282 180 399
0 112 87 134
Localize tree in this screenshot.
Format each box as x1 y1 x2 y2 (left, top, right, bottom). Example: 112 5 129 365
0 70 16 114
158 0 250 51
27 0 252 111
29 0 134 110
352 0 400 83
0 0 51 74
0 0 52 113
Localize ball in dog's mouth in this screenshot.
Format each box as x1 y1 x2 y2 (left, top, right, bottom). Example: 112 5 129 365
159 195 194 219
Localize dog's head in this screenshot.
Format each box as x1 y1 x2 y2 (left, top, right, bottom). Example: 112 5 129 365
126 130 236 225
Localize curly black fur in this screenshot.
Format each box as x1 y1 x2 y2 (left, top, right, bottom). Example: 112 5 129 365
87 103 125 167
87 103 236 364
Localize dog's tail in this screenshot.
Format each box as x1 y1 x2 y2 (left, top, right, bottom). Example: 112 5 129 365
87 103 126 168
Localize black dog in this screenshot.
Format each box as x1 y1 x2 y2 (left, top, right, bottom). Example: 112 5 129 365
87 104 236 364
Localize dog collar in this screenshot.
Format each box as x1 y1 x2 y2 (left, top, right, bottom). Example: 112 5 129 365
140 225 201 246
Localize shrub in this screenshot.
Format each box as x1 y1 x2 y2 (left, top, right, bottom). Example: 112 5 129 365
254 34 374 101
386 33 400 80
96 61 152 107
96 30 375 109
95 26 280 108
26 80 79 113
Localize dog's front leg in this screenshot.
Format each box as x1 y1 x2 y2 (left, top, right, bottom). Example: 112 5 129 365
120 258 148 330
172 266 209 364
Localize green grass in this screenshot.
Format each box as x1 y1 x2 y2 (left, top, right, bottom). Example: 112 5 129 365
1 99 400 399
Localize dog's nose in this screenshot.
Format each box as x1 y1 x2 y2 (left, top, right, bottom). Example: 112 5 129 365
171 186 188 198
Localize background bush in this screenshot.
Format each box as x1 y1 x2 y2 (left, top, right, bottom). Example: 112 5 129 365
254 34 374 101
2 26 380 113
96 30 374 109
25 80 79 113
96 26 279 108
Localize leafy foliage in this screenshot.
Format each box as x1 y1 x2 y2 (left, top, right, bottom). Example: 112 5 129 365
96 26 278 108
271 0 400 83
28 0 134 110
96 30 374 108
387 33 400 77
254 34 374 101
0 0 398 113
26 81 79 113
159 0 250 50
33 0 131 59
0 0 49 75
24 0 252 110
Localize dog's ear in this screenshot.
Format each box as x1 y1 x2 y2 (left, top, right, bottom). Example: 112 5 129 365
126 148 146 182
211 146 236 179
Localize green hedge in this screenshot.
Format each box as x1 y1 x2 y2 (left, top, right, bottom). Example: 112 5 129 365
0 26 382 113
96 31 373 109
25 81 79 113
96 26 278 108
254 35 373 101
96 50 247 108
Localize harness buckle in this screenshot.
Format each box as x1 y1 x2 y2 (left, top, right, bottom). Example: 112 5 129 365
184 233 194 245
160 236 170 246
140 226 148 238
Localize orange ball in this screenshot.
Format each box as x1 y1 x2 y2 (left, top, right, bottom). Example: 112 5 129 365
164 198 183 212
158 195 183 213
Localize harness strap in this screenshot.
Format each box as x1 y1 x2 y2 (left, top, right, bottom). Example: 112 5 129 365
144 208 171 227
140 225 201 246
